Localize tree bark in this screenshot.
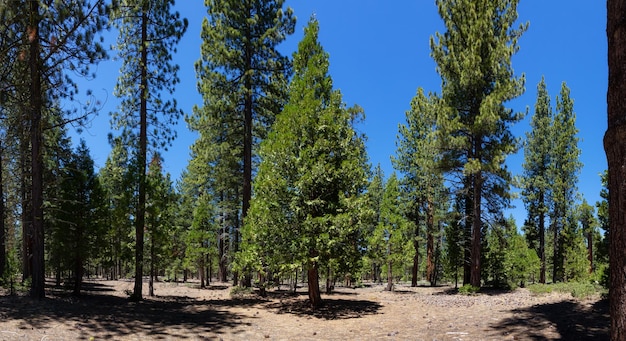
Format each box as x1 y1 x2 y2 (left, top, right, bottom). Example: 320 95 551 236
307 262 322 308
411 213 419 287
426 197 435 285
28 0 45 300
0 143 5 278
606 1 626 337
539 198 546 284
587 229 594 274
470 171 483 288
132 4 149 301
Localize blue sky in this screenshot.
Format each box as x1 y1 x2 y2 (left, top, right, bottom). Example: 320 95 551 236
73 1 607 227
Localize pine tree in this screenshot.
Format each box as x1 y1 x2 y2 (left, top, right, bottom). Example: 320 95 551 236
549 82 581 282
1 0 108 299
240 17 368 307
606 1 626 336
363 164 385 283
110 0 187 300
395 88 447 286
373 173 410 292
521 77 553 284
430 0 526 287
190 0 295 286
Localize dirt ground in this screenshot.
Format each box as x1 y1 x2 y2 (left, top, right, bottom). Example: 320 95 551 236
0 279 609 341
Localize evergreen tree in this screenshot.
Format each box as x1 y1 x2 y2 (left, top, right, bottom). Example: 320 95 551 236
606 1 626 335
190 0 295 285
548 82 581 282
363 164 385 283
110 0 187 300
521 77 553 283
1 0 108 299
578 199 598 274
240 17 368 307
372 173 410 292
430 0 526 287
394 88 447 286
98 137 136 280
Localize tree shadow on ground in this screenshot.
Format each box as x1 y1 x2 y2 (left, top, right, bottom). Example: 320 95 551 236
0 283 253 340
266 297 382 320
491 298 609 340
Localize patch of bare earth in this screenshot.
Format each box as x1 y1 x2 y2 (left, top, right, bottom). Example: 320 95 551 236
0 279 608 340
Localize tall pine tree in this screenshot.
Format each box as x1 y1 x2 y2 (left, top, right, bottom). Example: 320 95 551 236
521 77 552 284
430 0 526 287
190 0 295 285
548 82 581 282
110 0 187 300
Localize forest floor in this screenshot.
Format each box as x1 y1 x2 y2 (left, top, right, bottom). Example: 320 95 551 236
0 278 609 341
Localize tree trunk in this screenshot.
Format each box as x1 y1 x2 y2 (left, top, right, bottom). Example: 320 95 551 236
149 235 155 297
219 205 227 282
28 0 45 300
0 143 5 278
385 259 394 292
426 197 435 285
411 216 420 287
307 263 322 308
587 231 593 274
470 171 482 288
539 201 546 284
463 182 472 285
552 218 559 283
606 0 626 337
132 5 149 302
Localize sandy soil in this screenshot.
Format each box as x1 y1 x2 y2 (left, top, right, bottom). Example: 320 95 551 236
0 279 609 340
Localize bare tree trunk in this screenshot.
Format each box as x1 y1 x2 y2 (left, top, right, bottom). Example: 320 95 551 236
606 1 626 338
411 216 420 287
470 171 483 288
539 201 546 284
307 262 322 308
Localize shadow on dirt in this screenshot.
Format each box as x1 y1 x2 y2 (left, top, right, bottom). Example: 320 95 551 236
492 298 609 340
267 297 382 320
0 282 252 340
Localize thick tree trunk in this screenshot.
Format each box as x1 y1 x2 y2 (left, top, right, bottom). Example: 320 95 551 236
28 0 45 300
463 182 472 285
307 263 322 308
470 172 482 288
606 1 626 337
411 213 420 287
132 6 149 302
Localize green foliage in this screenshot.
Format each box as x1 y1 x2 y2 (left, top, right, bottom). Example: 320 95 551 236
458 284 480 295
504 233 540 288
429 0 527 286
528 282 601 299
240 17 369 300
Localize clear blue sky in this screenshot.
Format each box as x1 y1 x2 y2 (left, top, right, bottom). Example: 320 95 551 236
72 1 607 227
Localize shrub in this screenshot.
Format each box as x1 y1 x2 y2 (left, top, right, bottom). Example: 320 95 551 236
458 284 480 295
